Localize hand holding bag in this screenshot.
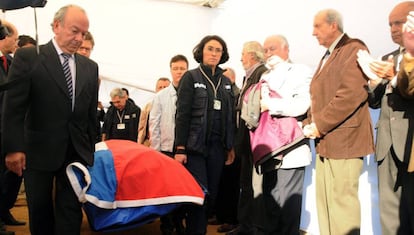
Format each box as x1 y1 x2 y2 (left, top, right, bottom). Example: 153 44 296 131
243 81 304 174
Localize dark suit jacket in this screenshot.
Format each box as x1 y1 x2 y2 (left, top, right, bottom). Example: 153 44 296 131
306 34 374 159
2 41 99 171
234 63 267 155
0 54 8 131
0 54 7 165
368 49 414 163
382 49 400 61
0 54 10 122
396 58 414 170
0 54 12 159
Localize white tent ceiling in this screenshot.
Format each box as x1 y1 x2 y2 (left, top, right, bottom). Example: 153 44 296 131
0 0 401 109
161 0 225 8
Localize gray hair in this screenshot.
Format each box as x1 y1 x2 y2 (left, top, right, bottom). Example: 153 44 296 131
324 9 344 33
110 88 127 99
51 4 86 28
273 34 289 50
223 67 236 80
243 41 265 63
2 21 15 37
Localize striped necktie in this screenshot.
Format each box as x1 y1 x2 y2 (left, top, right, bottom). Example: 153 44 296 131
61 53 73 98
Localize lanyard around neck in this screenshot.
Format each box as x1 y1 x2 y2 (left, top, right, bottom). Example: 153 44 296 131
199 66 222 98
116 109 125 124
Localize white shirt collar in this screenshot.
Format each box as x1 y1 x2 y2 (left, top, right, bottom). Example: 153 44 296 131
52 38 73 59
327 33 345 54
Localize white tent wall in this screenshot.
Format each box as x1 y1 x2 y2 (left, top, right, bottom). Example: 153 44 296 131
213 0 398 82
2 0 402 107
2 0 405 234
2 0 221 107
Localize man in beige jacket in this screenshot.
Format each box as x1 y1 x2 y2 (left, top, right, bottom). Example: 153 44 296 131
137 77 170 146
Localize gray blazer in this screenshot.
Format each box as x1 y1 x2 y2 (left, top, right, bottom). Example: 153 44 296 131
369 49 414 163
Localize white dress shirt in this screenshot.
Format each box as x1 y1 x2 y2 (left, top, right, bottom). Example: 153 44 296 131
260 61 313 169
149 84 177 152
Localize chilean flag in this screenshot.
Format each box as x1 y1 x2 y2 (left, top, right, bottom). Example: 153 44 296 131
66 140 204 232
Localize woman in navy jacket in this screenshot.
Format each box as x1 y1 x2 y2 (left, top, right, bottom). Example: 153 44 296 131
174 35 235 235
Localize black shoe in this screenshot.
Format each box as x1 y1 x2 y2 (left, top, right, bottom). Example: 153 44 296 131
217 224 239 233
208 216 222 225
0 212 26 226
0 220 5 231
174 222 185 235
225 225 240 235
0 231 15 235
161 231 173 235
0 223 14 235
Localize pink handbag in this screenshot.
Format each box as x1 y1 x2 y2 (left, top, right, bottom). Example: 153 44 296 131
246 81 304 173
250 111 304 166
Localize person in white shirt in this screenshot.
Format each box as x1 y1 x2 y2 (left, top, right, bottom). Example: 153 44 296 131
149 54 188 235
150 54 188 154
259 34 312 234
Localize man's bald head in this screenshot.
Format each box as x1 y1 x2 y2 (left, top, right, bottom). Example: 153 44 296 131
389 1 414 45
0 20 18 54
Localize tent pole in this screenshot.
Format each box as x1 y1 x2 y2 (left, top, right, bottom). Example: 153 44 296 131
100 75 155 94
33 8 39 54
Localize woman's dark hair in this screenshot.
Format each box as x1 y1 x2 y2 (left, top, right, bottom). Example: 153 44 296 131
193 35 229 65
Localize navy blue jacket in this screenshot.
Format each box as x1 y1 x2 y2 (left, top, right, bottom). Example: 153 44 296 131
175 64 234 155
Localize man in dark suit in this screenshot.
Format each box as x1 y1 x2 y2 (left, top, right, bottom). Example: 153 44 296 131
367 2 414 234
398 11 414 173
0 20 26 231
232 41 268 235
2 5 98 235
303 9 374 235
0 19 19 235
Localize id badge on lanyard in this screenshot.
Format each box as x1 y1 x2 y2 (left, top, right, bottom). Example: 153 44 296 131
199 66 223 111
214 99 221 110
117 110 126 129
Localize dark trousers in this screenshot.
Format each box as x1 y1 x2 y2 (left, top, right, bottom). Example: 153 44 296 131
185 136 225 235
399 168 414 234
160 151 186 234
216 157 240 225
160 206 186 234
0 169 22 216
24 142 84 235
378 147 414 235
0 133 23 219
262 167 305 235
237 152 267 235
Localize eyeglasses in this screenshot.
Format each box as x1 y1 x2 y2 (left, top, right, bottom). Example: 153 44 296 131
206 46 223 54
78 46 92 53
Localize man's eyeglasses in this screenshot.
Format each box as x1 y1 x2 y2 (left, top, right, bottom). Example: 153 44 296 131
78 46 92 53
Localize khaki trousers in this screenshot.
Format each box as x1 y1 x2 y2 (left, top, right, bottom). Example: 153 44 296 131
315 156 363 235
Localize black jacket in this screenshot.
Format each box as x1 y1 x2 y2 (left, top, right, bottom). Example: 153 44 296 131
102 100 141 142
175 64 235 155
2 41 99 170
234 64 267 156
